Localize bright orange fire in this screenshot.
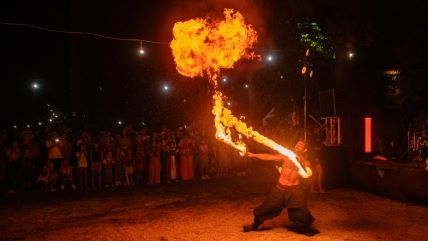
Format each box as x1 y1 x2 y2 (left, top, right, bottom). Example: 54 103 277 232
170 9 311 178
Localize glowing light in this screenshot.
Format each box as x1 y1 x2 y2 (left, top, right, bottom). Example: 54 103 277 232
222 77 228 83
227 101 232 107
26 124 30 128
384 69 400 76
31 82 39 90
364 117 372 153
38 122 42 126
49 118 53 122
349 52 354 59
117 120 123 126
266 55 273 62
163 85 169 91
138 41 145 55
13 125 17 129
301 66 307 75
244 84 249 88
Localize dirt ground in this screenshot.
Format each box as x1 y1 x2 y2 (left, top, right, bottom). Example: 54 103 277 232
1 174 427 241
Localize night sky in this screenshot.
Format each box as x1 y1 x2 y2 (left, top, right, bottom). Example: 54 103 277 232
0 0 426 131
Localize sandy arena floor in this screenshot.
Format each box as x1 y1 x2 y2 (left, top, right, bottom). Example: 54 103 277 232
1 174 427 241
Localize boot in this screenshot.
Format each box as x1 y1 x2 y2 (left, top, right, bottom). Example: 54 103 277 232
242 218 263 232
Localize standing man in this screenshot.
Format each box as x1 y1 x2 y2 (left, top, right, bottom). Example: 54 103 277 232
243 151 318 236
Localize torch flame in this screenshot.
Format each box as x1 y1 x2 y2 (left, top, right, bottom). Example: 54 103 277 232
170 9 311 178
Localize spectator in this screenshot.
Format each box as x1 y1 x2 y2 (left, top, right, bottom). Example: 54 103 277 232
37 160 58 192
148 132 161 184
45 132 63 174
308 127 325 193
113 147 125 186
21 148 36 189
76 144 89 189
5 140 20 193
166 139 178 183
59 134 72 167
124 148 135 186
102 147 114 187
198 137 210 180
178 132 195 181
134 130 149 184
91 142 103 188
59 158 77 190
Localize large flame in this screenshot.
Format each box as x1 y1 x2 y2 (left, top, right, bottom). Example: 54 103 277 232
170 9 311 178
170 9 257 80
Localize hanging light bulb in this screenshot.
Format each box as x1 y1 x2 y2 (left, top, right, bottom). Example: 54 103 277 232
139 41 145 55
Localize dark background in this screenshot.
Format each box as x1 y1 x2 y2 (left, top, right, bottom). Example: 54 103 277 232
0 0 426 143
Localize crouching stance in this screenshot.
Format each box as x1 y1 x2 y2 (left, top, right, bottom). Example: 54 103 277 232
243 152 318 236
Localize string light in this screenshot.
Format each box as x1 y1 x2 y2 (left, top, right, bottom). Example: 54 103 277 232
0 21 168 55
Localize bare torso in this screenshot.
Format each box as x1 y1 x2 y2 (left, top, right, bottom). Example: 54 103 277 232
278 159 300 186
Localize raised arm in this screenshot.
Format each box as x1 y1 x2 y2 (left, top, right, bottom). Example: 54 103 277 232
246 152 284 161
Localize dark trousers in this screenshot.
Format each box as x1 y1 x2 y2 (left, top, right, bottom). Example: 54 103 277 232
253 185 314 228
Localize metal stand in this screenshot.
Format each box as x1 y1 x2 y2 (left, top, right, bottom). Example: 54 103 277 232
323 117 342 146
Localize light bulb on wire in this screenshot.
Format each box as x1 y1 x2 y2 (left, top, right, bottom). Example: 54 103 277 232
139 41 145 55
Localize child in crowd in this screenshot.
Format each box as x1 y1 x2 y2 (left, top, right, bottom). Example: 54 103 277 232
37 160 58 192
59 158 77 190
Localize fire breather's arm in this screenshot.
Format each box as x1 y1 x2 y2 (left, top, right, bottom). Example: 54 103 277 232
246 152 283 161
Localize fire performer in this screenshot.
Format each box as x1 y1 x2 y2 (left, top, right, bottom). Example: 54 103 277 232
243 151 318 236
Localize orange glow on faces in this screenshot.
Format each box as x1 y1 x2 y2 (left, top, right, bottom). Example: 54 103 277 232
170 9 311 178
365 117 372 153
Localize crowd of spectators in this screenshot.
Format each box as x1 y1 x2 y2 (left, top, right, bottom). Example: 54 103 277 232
0 108 324 195
0 125 252 194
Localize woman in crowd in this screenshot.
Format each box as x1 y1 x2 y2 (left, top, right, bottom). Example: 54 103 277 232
178 132 194 181
91 142 103 188
76 144 89 189
148 132 161 185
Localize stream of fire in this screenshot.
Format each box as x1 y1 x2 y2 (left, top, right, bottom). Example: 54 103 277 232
170 9 311 178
